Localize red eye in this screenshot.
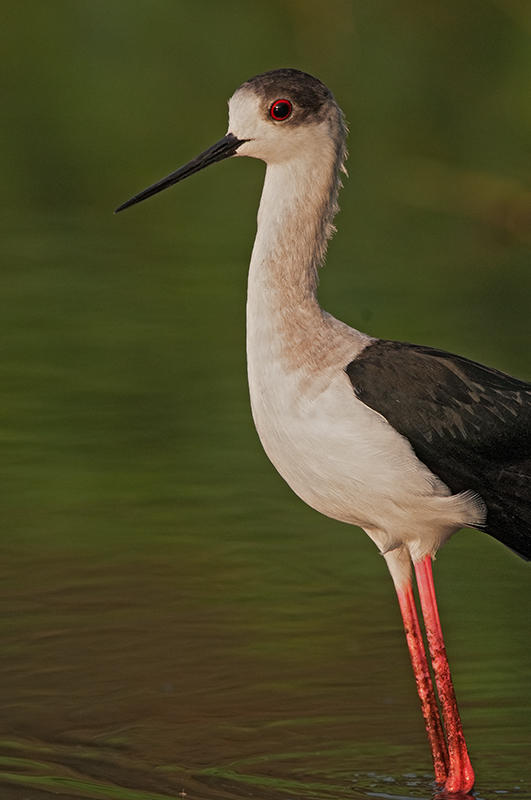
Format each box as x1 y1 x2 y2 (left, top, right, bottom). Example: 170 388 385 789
270 99 292 121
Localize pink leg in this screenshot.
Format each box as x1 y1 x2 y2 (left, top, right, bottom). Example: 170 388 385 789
396 581 448 785
415 555 475 794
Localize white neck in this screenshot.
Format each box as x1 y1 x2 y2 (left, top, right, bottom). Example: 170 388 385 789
246 137 340 364
245 130 368 380
252 125 342 285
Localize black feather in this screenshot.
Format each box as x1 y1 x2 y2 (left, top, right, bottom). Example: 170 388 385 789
346 340 531 560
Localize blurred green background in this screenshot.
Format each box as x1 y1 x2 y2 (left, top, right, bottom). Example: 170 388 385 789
1 2 530 799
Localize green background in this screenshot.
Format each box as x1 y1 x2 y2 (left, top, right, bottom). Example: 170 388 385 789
2 2 530 799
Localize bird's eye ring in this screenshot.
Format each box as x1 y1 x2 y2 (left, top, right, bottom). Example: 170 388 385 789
270 99 292 121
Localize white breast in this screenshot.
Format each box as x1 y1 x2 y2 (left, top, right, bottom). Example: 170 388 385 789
248 329 433 521
246 313 484 559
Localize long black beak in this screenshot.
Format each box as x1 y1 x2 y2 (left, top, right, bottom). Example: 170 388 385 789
115 133 247 213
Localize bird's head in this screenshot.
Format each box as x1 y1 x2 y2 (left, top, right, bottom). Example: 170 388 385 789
115 68 346 213
228 68 345 164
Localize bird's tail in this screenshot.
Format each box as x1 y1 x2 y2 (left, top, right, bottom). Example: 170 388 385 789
483 461 531 560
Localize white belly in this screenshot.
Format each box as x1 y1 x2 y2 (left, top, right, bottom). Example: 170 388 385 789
246 336 484 558
249 355 432 523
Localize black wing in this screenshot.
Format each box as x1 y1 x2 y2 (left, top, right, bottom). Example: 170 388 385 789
346 340 531 559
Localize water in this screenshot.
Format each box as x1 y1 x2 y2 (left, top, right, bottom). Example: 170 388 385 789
2 525 529 800
1 211 529 799
2 3 531 798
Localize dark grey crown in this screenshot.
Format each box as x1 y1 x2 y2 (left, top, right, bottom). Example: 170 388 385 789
241 68 335 122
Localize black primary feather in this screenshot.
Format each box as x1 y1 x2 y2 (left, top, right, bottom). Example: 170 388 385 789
346 340 531 560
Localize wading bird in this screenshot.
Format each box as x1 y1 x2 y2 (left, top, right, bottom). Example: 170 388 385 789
116 69 531 794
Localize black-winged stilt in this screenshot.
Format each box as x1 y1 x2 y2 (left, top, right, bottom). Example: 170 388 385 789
116 69 531 794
